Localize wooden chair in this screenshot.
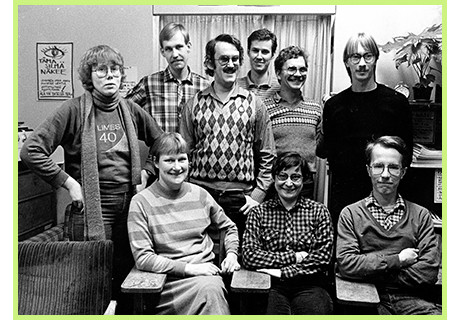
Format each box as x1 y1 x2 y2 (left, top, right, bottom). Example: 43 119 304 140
121 229 227 314
18 224 116 315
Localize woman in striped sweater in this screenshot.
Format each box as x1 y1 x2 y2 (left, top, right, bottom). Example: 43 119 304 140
127 132 240 315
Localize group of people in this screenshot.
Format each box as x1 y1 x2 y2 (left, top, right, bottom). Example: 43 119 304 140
20 22 441 315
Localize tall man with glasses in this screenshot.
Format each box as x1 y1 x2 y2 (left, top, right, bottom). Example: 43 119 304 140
317 32 413 228
336 136 441 315
180 34 276 243
264 46 322 200
238 28 280 100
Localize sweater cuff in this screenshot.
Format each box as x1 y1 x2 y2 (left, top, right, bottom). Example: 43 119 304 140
386 254 401 270
250 187 266 204
52 170 70 189
171 261 187 278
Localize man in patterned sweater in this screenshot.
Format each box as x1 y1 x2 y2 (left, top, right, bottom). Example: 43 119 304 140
180 33 276 242
336 136 440 315
264 45 322 199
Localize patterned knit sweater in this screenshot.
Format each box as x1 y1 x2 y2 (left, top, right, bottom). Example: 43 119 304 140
128 181 239 278
264 92 322 172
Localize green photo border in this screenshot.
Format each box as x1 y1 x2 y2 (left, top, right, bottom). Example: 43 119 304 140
13 1 447 320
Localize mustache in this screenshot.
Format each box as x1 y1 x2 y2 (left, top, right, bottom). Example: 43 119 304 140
288 75 306 81
223 67 238 74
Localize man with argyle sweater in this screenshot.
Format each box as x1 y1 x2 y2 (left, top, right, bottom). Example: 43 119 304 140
180 34 276 242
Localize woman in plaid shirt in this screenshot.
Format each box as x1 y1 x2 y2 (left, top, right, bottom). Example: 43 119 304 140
242 152 334 314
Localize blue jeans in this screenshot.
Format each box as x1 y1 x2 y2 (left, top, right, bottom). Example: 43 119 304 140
100 188 134 307
266 274 333 315
377 289 442 315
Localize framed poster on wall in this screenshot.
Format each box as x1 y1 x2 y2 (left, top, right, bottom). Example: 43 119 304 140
36 42 74 100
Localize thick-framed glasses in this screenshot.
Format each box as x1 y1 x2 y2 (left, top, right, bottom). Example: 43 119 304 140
348 52 376 65
215 56 240 66
92 65 121 78
277 172 303 183
283 66 308 76
368 164 403 176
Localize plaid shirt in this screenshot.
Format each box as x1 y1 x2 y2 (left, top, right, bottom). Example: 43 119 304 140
125 67 209 133
365 193 406 230
242 196 333 279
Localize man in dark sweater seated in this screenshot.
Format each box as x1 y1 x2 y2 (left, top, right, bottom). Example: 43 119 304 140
336 136 441 315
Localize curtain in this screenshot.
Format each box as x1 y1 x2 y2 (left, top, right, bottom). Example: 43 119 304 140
154 14 332 203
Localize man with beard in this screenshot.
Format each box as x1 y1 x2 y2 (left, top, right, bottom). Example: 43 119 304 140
180 33 276 243
317 33 413 229
336 136 440 315
238 28 280 100
263 46 322 200
125 22 209 133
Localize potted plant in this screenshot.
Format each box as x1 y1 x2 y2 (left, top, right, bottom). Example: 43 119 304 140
379 24 442 101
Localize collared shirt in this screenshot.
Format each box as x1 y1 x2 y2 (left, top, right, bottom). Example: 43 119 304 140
180 83 276 203
237 71 280 100
125 67 209 133
365 193 406 230
242 196 333 279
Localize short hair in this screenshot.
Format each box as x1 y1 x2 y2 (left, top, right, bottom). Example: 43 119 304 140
159 22 190 48
365 136 410 168
274 46 309 74
151 132 189 161
247 28 278 53
204 34 244 77
78 45 126 91
272 151 311 181
343 33 380 78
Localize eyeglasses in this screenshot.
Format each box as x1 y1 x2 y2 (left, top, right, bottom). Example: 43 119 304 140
348 52 376 65
92 65 122 78
277 172 303 183
368 164 403 176
215 56 240 66
283 66 308 76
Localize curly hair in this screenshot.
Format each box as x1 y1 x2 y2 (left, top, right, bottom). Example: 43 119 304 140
204 34 244 77
274 46 309 74
78 45 126 91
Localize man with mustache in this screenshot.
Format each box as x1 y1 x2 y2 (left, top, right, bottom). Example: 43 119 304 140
125 22 209 133
180 34 276 243
317 33 413 229
263 46 321 200
336 136 440 315
238 28 280 100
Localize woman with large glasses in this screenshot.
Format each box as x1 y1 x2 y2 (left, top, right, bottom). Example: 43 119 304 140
263 46 322 200
20 44 163 313
242 151 334 314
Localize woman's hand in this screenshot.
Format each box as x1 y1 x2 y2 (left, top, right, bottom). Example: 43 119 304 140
240 195 259 215
221 252 240 274
63 176 84 204
184 262 221 277
136 169 150 193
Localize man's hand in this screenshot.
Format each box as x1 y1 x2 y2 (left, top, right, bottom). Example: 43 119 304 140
221 252 240 274
63 177 84 204
295 251 308 264
184 262 221 277
398 248 419 267
136 170 150 193
240 195 259 215
257 268 281 278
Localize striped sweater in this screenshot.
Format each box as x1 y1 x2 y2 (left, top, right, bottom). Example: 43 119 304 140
128 181 239 277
